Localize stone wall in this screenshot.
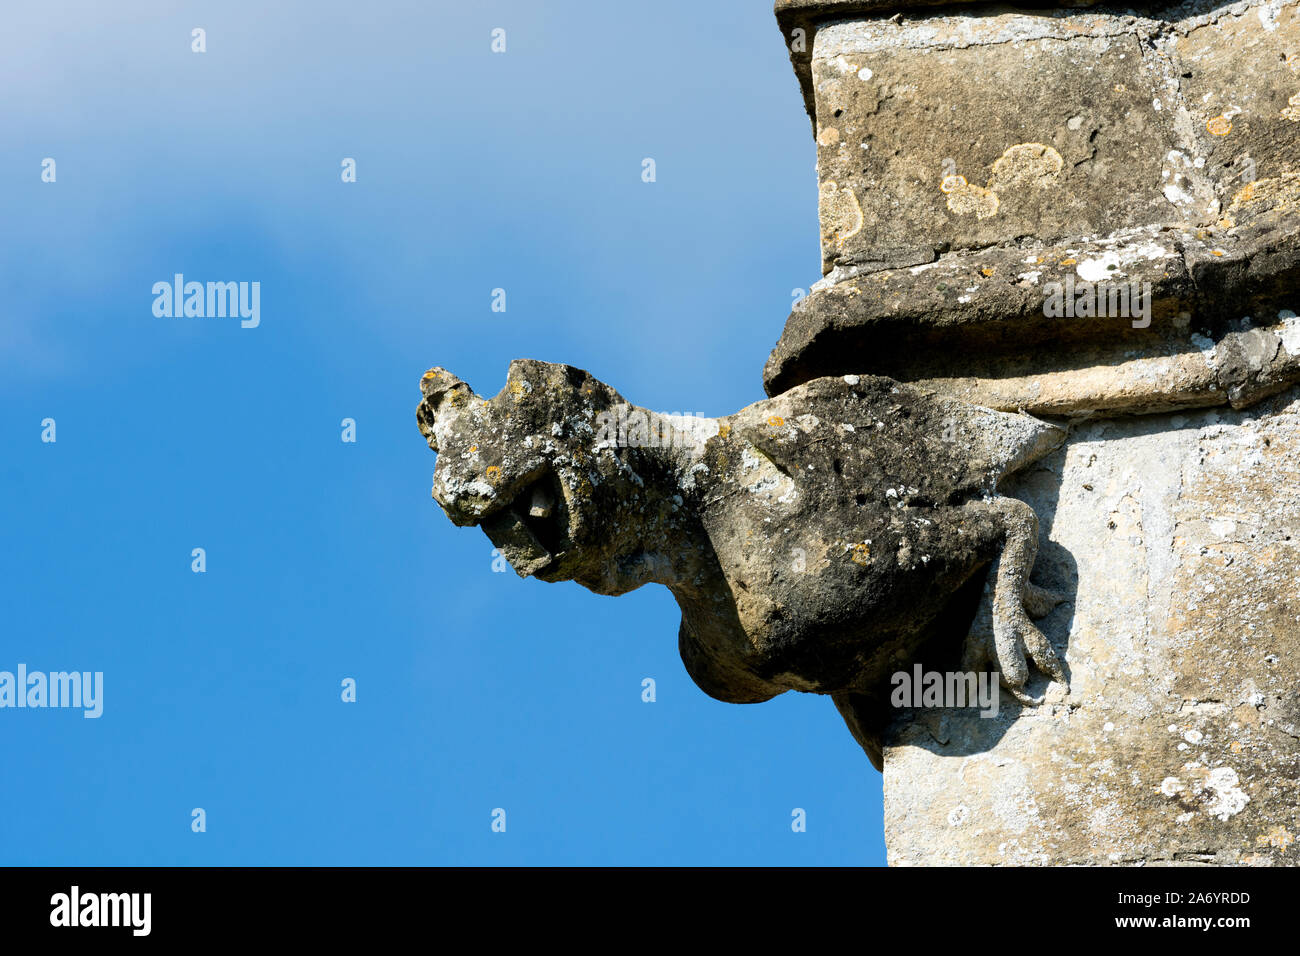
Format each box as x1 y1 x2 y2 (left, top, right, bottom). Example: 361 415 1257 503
772 0 1300 864
884 390 1300 865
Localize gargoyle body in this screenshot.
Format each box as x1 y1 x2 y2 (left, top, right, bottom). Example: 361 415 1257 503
418 360 1067 766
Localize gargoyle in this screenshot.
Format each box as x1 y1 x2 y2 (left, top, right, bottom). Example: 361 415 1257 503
417 359 1068 767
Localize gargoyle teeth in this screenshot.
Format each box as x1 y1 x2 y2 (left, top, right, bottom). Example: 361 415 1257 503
528 484 555 519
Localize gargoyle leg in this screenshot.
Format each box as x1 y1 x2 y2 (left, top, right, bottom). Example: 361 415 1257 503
960 497 1066 703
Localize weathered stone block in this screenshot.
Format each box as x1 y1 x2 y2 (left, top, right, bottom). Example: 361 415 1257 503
813 13 1179 273
1176 1 1300 200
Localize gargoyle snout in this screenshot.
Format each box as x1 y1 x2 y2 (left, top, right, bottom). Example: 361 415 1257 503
417 367 477 452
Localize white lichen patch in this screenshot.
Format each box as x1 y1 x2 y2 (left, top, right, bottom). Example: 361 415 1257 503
1191 332 1218 370
1077 251 1123 282
1258 0 1284 31
1202 766 1250 820
1210 518 1236 537
679 461 709 494
815 10 1136 56
1280 310 1300 356
1168 763 1251 821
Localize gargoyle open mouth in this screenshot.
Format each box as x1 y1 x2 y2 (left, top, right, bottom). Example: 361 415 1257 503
480 469 569 577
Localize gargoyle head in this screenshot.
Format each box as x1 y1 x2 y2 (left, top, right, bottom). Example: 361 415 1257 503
417 359 645 588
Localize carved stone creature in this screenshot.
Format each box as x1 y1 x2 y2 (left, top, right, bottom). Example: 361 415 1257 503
417 359 1068 766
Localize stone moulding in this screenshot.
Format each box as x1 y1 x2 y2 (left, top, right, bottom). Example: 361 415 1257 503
768 0 1300 416
765 201 1300 416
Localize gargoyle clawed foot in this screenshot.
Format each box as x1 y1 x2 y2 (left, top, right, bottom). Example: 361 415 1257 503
960 496 1068 705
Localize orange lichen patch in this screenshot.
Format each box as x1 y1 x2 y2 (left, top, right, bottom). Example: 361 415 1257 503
850 543 870 565
1059 257 1077 266
819 181 864 247
941 143 1061 221
1256 826 1295 852
767 416 785 427
468 445 477 454
422 370 439 380
945 181 1000 219
1206 115 1233 136
717 424 731 439
989 143 1064 190
816 125 841 147
485 465 501 481
1228 173 1300 213
1217 215 1236 229
1211 249 1226 256
981 266 996 278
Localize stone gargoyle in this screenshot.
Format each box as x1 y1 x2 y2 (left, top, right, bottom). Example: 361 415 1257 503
417 359 1069 766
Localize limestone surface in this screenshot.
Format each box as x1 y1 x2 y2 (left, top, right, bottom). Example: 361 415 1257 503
885 388 1300 865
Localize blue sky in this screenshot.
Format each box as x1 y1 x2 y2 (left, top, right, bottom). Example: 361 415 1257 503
0 0 886 865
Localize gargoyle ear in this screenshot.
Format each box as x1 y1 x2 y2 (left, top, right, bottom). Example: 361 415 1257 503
505 358 549 390
504 358 627 409
417 367 476 452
